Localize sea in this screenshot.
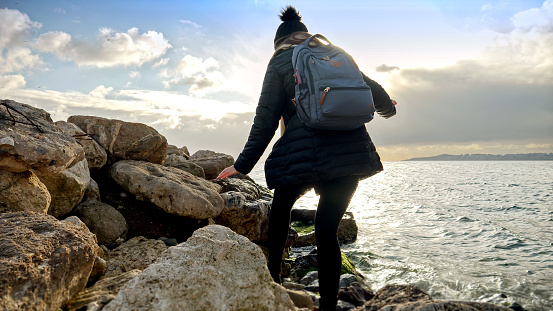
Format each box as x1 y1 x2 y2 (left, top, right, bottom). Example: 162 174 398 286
250 161 553 311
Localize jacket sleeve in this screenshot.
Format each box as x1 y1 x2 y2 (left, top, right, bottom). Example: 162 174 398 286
233 61 286 175
363 74 396 119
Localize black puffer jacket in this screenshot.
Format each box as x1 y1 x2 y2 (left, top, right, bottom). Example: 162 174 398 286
234 47 396 189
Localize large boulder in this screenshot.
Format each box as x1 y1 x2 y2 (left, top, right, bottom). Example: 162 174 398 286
213 191 270 243
109 160 224 219
55 121 107 171
0 100 85 175
41 158 90 218
164 154 205 178
67 115 167 164
103 236 168 279
0 170 51 214
213 176 274 200
72 200 128 247
189 150 234 179
103 225 296 311
0 211 98 311
166 144 189 159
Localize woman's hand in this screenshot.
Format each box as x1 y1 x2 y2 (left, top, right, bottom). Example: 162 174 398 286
217 165 239 179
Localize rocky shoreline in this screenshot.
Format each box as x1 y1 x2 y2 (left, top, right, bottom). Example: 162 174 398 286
1 100 522 311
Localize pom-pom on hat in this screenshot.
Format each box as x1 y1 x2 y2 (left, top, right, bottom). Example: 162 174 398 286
274 6 308 47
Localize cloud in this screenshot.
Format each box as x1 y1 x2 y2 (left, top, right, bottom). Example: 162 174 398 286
0 9 43 74
129 71 141 80
375 64 400 73
179 20 201 28
35 27 172 68
0 74 26 91
160 54 226 95
511 0 553 31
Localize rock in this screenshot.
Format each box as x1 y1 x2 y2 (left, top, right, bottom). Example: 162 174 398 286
41 158 90 218
0 211 98 311
339 274 368 289
300 270 319 286
55 121 107 171
189 149 234 179
166 144 189 159
338 282 375 307
337 300 357 310
103 236 168 279
103 225 296 311
109 160 224 219
88 256 107 285
213 176 273 200
291 249 363 282
287 289 315 310
0 170 51 213
64 269 142 311
72 200 128 247
163 154 205 178
94 166 209 242
213 191 270 243
67 115 167 164
83 177 101 202
0 100 85 175
352 284 432 311
293 211 358 247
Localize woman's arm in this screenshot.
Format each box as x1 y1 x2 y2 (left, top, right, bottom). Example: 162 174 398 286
230 62 287 175
363 73 396 119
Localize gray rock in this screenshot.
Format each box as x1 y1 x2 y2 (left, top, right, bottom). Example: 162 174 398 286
0 211 98 311
109 160 224 219
41 158 90 218
166 145 189 159
287 289 314 310
83 177 101 202
300 271 319 286
213 176 273 200
103 225 296 311
68 115 167 164
72 200 128 247
293 211 358 247
189 149 234 179
163 154 205 178
55 121 107 171
0 170 51 214
213 191 270 242
0 100 85 175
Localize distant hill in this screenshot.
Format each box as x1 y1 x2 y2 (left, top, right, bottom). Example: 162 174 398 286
404 153 553 161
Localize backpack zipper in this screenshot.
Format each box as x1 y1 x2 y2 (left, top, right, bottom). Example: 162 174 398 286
320 87 330 105
319 85 370 105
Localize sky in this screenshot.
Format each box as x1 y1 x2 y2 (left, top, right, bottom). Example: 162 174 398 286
1 0 552 161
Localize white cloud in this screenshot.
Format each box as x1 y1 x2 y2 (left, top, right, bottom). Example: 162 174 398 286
89 85 114 98
0 8 41 49
0 9 43 74
35 27 172 68
153 58 169 68
179 20 201 28
129 71 141 80
161 54 226 95
0 74 26 91
511 0 553 31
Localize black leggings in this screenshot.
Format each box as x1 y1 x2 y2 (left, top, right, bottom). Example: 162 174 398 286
267 175 359 310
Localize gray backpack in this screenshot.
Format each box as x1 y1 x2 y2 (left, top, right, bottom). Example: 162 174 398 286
292 34 375 130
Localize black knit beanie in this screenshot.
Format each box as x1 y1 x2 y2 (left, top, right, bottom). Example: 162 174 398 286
274 6 308 46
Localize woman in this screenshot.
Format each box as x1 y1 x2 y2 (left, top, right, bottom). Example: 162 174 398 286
218 6 396 310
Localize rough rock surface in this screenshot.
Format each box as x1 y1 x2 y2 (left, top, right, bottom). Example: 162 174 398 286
103 225 296 311
103 236 168 279
64 270 142 311
68 115 167 164
0 212 98 311
72 200 128 247
189 149 234 179
163 154 205 178
213 176 273 200
83 177 101 202
166 144 189 159
55 121 108 171
0 170 51 213
0 100 85 175
213 191 271 243
41 158 90 218
109 160 224 219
